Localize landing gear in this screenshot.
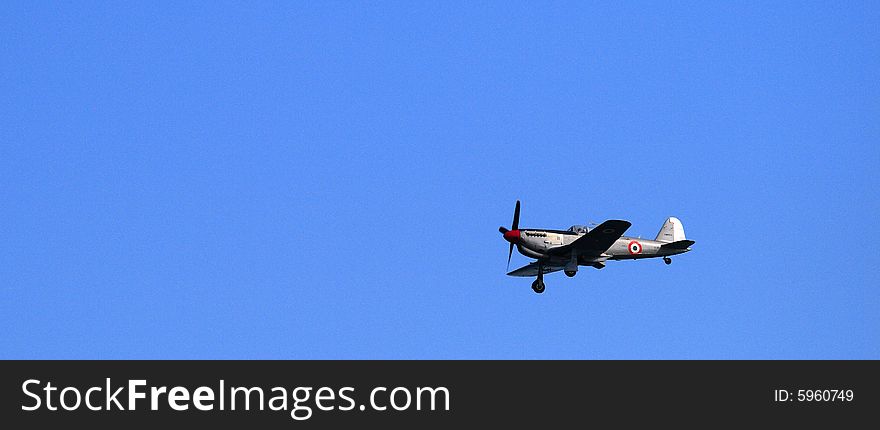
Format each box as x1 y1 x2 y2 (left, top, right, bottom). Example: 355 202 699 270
532 263 546 294
663 257 672 265
531 279 545 294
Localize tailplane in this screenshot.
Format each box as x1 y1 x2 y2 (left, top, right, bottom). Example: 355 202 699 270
655 217 686 243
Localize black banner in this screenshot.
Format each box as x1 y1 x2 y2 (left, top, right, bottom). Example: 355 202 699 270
2 361 875 426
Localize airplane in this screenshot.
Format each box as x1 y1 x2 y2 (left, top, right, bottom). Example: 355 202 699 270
498 200 695 294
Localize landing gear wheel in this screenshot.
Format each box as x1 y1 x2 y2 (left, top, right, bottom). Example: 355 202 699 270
531 280 545 294
663 257 672 265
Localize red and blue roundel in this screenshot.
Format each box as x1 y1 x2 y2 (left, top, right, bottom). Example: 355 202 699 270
628 240 642 255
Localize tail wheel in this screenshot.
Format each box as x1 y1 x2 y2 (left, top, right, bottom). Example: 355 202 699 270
663 257 672 265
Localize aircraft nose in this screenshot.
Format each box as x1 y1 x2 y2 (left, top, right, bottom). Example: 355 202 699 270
503 229 521 243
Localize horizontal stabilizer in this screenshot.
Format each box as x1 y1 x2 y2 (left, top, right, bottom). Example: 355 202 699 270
660 239 695 250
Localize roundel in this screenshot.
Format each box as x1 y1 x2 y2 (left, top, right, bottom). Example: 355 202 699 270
628 240 643 255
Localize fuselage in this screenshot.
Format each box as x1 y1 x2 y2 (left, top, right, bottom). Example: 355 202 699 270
511 227 690 266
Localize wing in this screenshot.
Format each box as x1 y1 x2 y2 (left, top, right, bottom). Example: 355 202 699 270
547 219 631 256
506 262 565 277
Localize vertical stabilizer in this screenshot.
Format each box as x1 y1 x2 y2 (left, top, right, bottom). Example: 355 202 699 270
655 217 686 243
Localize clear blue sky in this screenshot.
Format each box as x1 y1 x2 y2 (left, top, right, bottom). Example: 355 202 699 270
2 2 878 359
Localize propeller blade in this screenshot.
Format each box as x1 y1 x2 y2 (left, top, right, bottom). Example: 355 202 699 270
511 200 520 231
503 200 521 271
507 243 514 270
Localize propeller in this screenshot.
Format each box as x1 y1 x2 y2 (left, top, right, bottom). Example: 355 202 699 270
498 200 521 270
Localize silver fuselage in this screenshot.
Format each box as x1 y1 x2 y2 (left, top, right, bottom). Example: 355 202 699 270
515 228 690 266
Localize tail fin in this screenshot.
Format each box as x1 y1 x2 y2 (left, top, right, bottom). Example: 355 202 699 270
655 217 686 243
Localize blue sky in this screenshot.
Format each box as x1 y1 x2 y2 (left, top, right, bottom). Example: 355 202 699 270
2 2 878 359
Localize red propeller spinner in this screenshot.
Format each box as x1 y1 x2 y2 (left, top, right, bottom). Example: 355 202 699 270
502 229 520 243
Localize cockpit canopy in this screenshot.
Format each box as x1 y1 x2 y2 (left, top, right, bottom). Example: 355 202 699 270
568 225 589 234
